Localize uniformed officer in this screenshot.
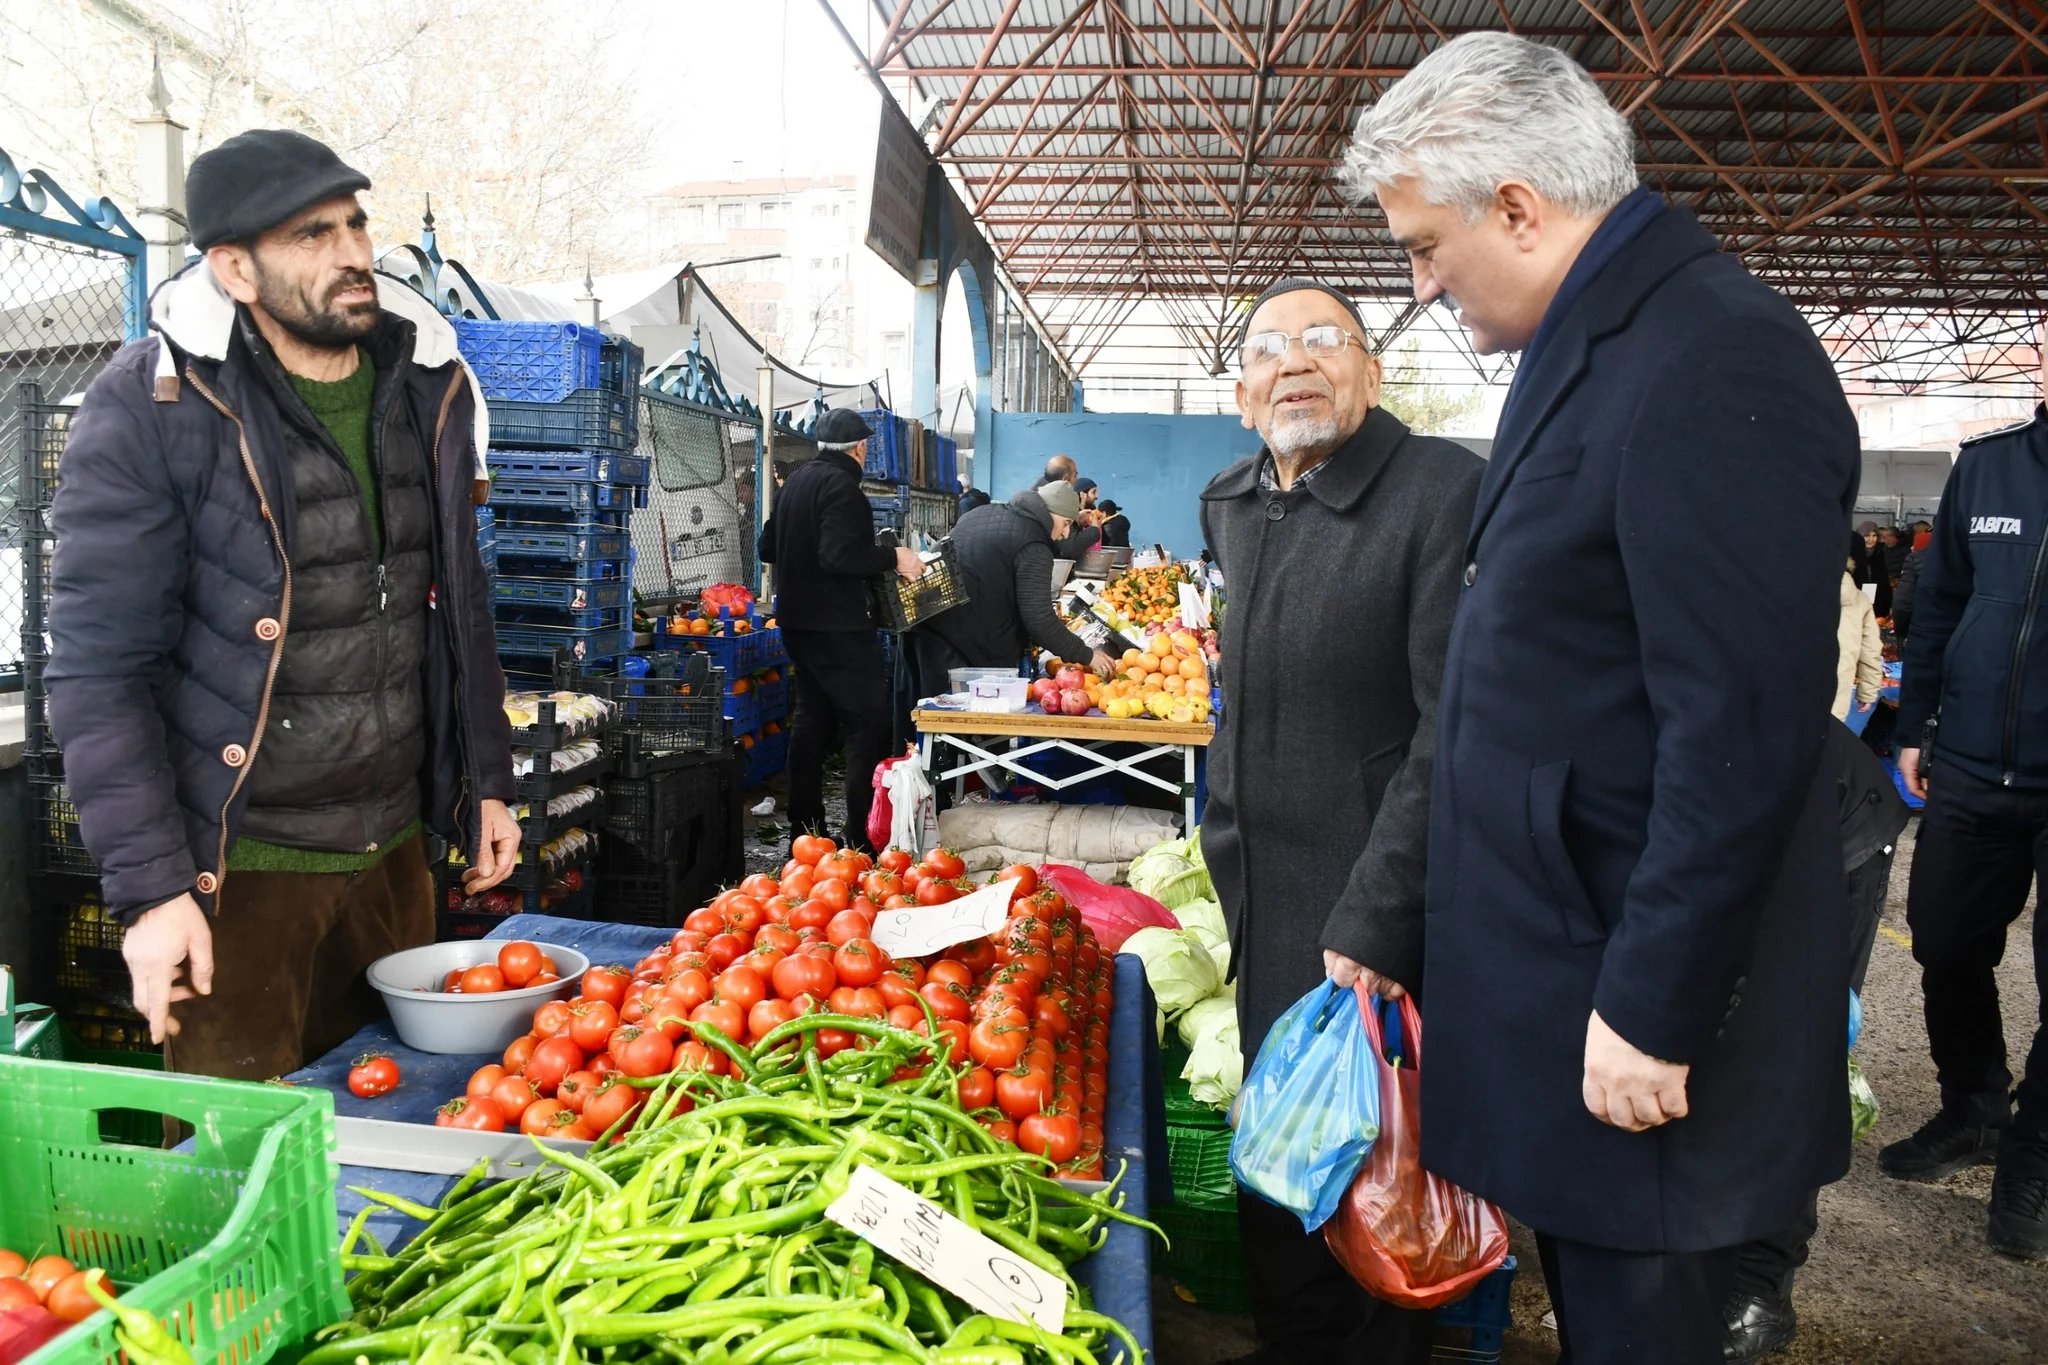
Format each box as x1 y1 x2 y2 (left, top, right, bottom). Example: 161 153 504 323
1889 338 2048 1262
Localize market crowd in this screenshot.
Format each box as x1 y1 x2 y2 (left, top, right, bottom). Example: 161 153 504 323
1200 29 2047 1365
31 24 2048 1365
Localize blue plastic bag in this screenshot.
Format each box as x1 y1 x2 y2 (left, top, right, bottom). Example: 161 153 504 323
1229 979 1382 1231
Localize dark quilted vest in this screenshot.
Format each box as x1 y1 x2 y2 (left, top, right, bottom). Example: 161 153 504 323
236 353 432 852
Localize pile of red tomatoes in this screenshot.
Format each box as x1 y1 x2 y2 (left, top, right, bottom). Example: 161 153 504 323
431 840 1115 1175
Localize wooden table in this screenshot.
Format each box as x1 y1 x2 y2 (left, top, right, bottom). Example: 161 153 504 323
912 708 1214 830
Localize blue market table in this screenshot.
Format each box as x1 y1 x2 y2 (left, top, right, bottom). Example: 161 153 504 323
291 913 1166 1364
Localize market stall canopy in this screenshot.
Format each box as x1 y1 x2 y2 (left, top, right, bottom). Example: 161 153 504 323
836 0 2048 379
376 249 882 416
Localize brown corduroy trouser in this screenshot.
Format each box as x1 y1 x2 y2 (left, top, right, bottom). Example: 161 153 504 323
162 838 434 1080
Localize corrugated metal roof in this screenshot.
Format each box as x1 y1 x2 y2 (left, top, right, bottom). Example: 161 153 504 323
852 0 2045 335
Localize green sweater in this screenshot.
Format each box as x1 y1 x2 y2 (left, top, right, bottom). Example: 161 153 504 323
228 351 416 874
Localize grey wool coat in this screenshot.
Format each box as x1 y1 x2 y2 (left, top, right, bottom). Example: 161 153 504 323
1199 406 1482 1051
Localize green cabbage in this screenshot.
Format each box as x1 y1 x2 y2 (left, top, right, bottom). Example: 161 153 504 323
1176 994 1236 1049
1849 1057 1880 1141
1121 926 1220 1014
1171 898 1230 979
1128 830 1215 910
1182 994 1243 1109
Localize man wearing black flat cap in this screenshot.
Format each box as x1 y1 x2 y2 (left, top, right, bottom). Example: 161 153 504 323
759 407 925 852
1199 275 1481 1365
47 128 518 1078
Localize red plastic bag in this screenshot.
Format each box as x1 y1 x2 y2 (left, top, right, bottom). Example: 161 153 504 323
868 753 908 852
1322 993 1510 1309
1038 864 1178 950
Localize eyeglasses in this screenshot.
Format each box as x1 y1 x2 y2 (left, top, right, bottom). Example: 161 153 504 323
1239 325 1365 371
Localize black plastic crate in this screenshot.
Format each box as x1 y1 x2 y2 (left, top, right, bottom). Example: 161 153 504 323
605 654 728 759
29 773 99 876
595 833 724 929
872 537 970 633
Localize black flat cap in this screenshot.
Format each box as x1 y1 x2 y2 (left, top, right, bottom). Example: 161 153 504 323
814 408 874 444
1238 277 1369 347
187 129 371 250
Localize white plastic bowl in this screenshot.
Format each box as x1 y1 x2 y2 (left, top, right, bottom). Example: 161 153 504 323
366 940 589 1055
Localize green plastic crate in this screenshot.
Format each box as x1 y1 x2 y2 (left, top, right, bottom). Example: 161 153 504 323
1 1054 349 1365
3 966 63 1060
1154 1198 1253 1316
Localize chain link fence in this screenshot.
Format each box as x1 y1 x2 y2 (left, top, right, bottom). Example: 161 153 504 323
629 390 760 605
1 230 141 684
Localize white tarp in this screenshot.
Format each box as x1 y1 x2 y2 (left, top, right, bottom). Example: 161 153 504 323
394 253 883 419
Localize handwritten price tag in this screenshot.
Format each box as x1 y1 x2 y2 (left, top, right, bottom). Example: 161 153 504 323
869 877 1017 959
826 1162 1068 1332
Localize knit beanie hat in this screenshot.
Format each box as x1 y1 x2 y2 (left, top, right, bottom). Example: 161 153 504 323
1037 480 1081 520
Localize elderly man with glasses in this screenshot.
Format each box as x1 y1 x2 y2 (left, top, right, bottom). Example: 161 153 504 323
1197 278 1481 1365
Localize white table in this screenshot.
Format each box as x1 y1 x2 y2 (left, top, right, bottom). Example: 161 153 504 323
912 708 1213 831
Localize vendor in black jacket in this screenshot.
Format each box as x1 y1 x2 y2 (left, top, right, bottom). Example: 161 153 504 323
1891 362 2048 1262
909 481 1114 694
759 408 924 852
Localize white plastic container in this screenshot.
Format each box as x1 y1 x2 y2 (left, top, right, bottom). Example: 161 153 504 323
366 940 589 1054
948 665 1020 693
968 676 1031 712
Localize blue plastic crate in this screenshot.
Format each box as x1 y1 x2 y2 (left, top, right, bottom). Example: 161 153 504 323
723 685 761 738
932 434 958 494
489 388 636 450
454 319 603 402
488 448 651 485
496 575 630 611
857 409 908 482
754 673 788 723
744 731 787 787
670 624 780 676
499 602 630 632
494 618 632 663
600 337 645 395
1431 1256 1516 1362
494 557 625 582
491 478 635 514
494 523 630 562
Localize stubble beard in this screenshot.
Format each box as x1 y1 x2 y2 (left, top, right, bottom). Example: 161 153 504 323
254 257 380 352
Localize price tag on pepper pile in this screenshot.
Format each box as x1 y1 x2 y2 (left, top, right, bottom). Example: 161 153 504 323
870 877 1017 959
826 1162 1068 1332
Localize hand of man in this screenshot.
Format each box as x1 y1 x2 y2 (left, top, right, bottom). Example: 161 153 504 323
463 799 523 893
1583 1009 1690 1131
1899 746 1927 800
1088 648 1118 678
1323 947 1406 1001
122 893 214 1043
894 547 927 580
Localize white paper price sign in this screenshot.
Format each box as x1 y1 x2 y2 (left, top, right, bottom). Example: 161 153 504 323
826 1162 1068 1332
870 877 1017 959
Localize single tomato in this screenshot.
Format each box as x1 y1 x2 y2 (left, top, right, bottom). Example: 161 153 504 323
497 940 543 987
347 1054 400 1098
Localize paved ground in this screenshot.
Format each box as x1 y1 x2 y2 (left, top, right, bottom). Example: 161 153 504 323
1153 813 2048 1364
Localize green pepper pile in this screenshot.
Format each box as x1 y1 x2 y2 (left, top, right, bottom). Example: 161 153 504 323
318 1012 1156 1365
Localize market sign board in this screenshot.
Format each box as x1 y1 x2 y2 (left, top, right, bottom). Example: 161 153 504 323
866 104 929 284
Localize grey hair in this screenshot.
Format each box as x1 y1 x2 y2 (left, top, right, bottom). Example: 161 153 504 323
816 440 861 453
1340 32 1637 221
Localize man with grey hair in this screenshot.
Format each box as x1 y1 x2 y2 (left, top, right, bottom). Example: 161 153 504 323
1343 31 1859 1361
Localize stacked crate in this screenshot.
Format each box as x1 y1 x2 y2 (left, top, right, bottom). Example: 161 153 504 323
591 652 744 926
440 686 611 935
453 319 647 681
649 616 793 787
15 390 159 1054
